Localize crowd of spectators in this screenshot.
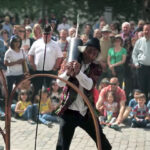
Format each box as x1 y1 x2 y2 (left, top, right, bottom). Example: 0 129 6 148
0 14 150 130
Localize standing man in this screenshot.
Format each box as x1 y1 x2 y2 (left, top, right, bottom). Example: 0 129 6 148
132 23 150 100
56 38 111 150
57 29 69 59
28 24 63 95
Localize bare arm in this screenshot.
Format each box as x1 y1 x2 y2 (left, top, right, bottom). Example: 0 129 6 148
96 95 104 112
53 57 63 70
28 55 36 70
112 55 126 67
107 55 111 67
116 100 125 124
15 103 24 113
4 59 24 66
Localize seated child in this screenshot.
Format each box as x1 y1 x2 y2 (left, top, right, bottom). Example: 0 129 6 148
49 80 61 110
99 91 119 129
35 88 59 127
131 93 150 128
14 89 35 124
122 89 141 121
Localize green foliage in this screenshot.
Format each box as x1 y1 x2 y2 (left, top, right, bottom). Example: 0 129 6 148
0 0 148 23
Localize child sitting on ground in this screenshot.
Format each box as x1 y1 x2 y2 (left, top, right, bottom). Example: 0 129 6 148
131 93 150 128
99 91 119 129
35 88 59 127
49 80 61 110
122 89 141 122
14 89 35 124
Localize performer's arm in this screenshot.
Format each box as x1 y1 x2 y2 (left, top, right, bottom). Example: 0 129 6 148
76 71 93 90
57 71 69 87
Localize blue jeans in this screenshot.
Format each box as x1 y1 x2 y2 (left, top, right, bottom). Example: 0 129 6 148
11 104 16 114
38 113 59 125
21 105 33 120
132 118 148 128
0 107 5 116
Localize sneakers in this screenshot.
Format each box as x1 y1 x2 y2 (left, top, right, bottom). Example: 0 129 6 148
146 123 150 128
46 121 53 128
28 120 35 124
110 124 120 131
131 123 136 128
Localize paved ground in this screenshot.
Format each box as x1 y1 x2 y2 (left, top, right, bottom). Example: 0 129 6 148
0 118 150 150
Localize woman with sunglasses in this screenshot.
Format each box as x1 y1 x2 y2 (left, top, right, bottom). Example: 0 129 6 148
0 29 10 50
4 35 25 95
107 35 127 87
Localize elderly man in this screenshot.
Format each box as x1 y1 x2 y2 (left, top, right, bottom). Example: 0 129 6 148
56 38 111 150
96 77 126 125
28 24 63 95
132 23 150 100
57 29 69 59
120 22 135 100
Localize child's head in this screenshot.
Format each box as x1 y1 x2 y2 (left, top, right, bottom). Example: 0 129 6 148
136 93 146 106
133 89 142 100
106 91 115 104
18 89 28 101
98 78 109 91
40 87 49 100
51 80 59 92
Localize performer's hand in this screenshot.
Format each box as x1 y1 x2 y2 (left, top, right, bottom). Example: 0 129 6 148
73 61 81 76
66 62 74 76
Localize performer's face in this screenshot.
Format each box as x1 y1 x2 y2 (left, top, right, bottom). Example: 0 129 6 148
83 46 99 64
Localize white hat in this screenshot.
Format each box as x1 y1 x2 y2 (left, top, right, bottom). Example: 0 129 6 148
101 24 111 32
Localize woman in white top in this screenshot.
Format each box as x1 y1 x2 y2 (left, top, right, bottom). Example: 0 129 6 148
4 35 25 95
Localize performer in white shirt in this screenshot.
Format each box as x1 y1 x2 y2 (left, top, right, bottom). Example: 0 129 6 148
56 38 112 150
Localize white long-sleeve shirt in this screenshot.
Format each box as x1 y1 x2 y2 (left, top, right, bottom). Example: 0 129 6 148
57 64 93 116
132 37 150 66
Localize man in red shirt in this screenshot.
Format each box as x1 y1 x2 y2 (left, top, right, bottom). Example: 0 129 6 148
96 77 126 124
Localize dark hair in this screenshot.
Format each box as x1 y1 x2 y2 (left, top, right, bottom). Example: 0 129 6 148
136 93 146 100
106 91 116 101
18 89 29 101
133 89 142 95
10 35 22 49
50 80 61 95
38 87 49 96
43 24 51 34
1 29 9 36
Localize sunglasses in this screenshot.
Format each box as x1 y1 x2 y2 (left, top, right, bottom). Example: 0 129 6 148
14 40 21 42
3 32 8 34
21 93 27 95
110 83 117 85
19 30 25 33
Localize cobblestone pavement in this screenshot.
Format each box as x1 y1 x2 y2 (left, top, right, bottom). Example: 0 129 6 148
0 118 150 150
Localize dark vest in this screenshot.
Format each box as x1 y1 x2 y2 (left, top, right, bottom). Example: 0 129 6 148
56 63 102 116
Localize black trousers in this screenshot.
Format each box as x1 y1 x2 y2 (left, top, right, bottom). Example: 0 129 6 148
56 109 112 150
6 75 24 95
31 70 57 96
137 64 150 100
